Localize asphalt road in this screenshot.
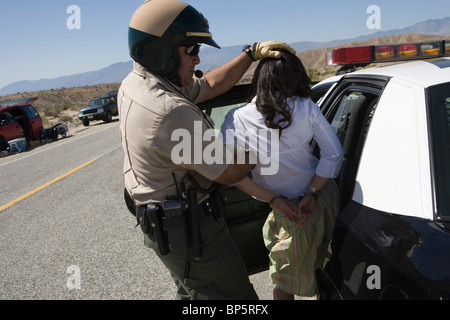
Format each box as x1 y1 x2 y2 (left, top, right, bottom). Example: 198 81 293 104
0 119 272 300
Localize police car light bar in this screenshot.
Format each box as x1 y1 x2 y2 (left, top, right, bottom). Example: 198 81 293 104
326 40 450 66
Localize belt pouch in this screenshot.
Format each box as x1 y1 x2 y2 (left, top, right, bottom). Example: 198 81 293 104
147 204 170 256
162 200 189 252
136 205 152 235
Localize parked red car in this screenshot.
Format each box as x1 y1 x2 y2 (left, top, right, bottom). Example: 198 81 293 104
0 97 43 151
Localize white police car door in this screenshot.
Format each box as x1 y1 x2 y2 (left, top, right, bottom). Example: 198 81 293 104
317 76 387 208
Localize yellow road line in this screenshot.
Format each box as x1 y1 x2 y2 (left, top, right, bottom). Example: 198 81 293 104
0 158 98 212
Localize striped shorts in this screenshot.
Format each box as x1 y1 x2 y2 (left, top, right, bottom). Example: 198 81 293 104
262 180 340 297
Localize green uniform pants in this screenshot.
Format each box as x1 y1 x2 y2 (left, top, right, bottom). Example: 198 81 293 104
144 212 258 300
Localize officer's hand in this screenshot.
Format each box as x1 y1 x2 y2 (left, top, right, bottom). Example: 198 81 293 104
252 41 296 60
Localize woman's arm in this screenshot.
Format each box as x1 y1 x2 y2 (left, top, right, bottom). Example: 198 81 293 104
236 176 275 203
236 177 300 224
297 175 330 215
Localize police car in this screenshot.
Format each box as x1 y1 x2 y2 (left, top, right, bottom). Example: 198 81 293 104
313 40 450 300
199 39 450 299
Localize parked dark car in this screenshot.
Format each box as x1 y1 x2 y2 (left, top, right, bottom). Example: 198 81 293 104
0 97 43 151
78 90 118 126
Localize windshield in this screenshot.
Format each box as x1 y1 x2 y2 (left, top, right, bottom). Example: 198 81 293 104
428 83 450 219
88 98 108 106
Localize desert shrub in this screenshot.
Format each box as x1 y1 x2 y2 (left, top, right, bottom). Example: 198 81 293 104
58 115 73 122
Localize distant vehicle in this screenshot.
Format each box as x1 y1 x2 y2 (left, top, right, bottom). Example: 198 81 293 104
0 97 43 151
78 90 118 126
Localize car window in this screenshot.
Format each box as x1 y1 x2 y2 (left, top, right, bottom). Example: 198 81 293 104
209 103 245 131
330 91 378 144
330 92 362 144
325 87 381 207
89 98 105 106
311 83 334 105
428 83 450 219
0 112 16 126
20 105 39 119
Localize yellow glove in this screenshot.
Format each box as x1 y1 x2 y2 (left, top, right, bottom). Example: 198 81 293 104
252 41 296 60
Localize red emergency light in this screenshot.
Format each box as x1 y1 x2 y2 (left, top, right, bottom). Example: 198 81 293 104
331 46 373 65
327 40 450 66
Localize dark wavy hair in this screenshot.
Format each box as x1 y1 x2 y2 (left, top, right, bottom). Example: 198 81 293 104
248 50 311 135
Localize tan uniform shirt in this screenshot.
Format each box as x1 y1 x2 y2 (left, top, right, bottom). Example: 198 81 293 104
118 62 227 206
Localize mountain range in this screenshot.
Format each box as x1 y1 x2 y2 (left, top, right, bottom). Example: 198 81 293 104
1 16 449 96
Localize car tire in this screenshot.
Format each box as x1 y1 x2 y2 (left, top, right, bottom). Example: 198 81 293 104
82 119 90 127
379 285 409 300
316 268 343 300
0 136 7 152
104 111 112 123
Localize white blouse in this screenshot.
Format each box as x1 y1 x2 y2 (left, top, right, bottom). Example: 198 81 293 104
220 96 344 199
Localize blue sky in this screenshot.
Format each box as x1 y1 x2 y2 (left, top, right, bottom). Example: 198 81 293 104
0 0 449 91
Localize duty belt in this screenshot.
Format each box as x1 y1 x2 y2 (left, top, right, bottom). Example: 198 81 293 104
134 174 227 283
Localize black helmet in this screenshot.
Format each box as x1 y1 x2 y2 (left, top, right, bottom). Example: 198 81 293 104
128 0 220 79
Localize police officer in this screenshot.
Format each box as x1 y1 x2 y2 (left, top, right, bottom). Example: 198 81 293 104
119 0 295 300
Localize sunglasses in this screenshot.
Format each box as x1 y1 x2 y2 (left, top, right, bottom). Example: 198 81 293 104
185 44 201 56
